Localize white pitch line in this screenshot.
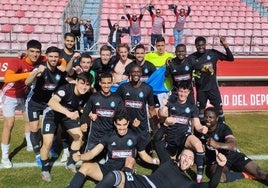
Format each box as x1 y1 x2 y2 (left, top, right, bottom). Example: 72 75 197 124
0 155 268 170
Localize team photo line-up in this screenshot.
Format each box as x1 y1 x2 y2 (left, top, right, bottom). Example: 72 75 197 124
1 2 268 186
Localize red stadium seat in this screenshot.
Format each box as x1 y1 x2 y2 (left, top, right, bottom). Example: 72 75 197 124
1 24 12 33
23 25 34 33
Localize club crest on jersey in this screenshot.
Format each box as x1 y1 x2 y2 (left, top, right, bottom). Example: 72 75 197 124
185 107 190 113
110 101 115 108
206 55 211 61
144 68 148 74
57 90 65 97
139 92 144 98
55 74 60 80
213 134 219 141
127 139 133 146
185 65 189 71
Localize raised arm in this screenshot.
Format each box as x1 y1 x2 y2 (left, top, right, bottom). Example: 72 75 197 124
220 36 234 61
25 64 46 86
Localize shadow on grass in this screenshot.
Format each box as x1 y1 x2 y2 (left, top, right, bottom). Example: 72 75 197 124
9 138 27 160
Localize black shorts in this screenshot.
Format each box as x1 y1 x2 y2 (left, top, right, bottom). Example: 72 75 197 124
122 170 152 188
27 99 47 122
153 95 160 108
42 110 80 134
165 133 191 156
226 151 252 171
196 88 222 110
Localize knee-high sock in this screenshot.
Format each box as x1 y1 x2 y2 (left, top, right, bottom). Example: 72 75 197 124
30 130 41 154
96 170 122 188
195 152 205 176
67 172 86 188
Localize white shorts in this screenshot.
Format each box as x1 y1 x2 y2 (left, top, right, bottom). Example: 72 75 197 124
1 95 26 117
157 92 169 107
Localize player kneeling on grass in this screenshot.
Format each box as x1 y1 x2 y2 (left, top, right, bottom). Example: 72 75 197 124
40 72 92 182
67 112 159 188
195 107 268 186
96 124 227 188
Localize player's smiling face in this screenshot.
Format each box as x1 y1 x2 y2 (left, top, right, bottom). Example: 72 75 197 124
176 88 190 103
195 41 206 54
47 52 60 68
178 149 194 171
100 77 112 95
175 46 186 61
114 118 129 136
204 110 218 131
130 66 142 82
75 79 91 95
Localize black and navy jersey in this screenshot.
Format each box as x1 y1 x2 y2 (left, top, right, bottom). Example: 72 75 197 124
190 49 234 91
100 128 146 170
30 67 67 104
82 92 125 143
195 123 234 161
165 101 199 146
60 49 75 63
54 83 90 112
116 82 155 132
124 60 156 82
165 56 194 87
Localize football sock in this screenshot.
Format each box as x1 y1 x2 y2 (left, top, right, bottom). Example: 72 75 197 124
67 172 86 188
225 171 244 182
30 130 41 154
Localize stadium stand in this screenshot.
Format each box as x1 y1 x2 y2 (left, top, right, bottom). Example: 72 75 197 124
0 0 68 53
0 0 267 55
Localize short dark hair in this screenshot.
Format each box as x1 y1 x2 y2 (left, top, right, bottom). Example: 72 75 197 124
156 36 165 43
45 46 60 54
114 110 129 123
195 36 206 44
175 81 191 90
134 44 145 52
27 39 42 50
100 44 112 53
80 52 92 60
204 107 219 117
76 72 93 84
175 44 186 51
99 72 113 81
64 32 76 40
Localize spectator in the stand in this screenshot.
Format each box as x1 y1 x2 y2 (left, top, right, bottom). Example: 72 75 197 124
82 18 94 51
189 36 234 123
1 40 43 168
65 16 81 51
107 15 128 50
123 3 146 49
172 5 191 47
148 4 166 51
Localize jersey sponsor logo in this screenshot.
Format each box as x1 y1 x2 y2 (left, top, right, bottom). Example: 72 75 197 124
127 139 133 147
42 83 57 91
172 115 189 125
57 90 65 97
140 76 149 82
174 74 191 81
96 108 114 117
125 100 143 109
112 150 133 158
